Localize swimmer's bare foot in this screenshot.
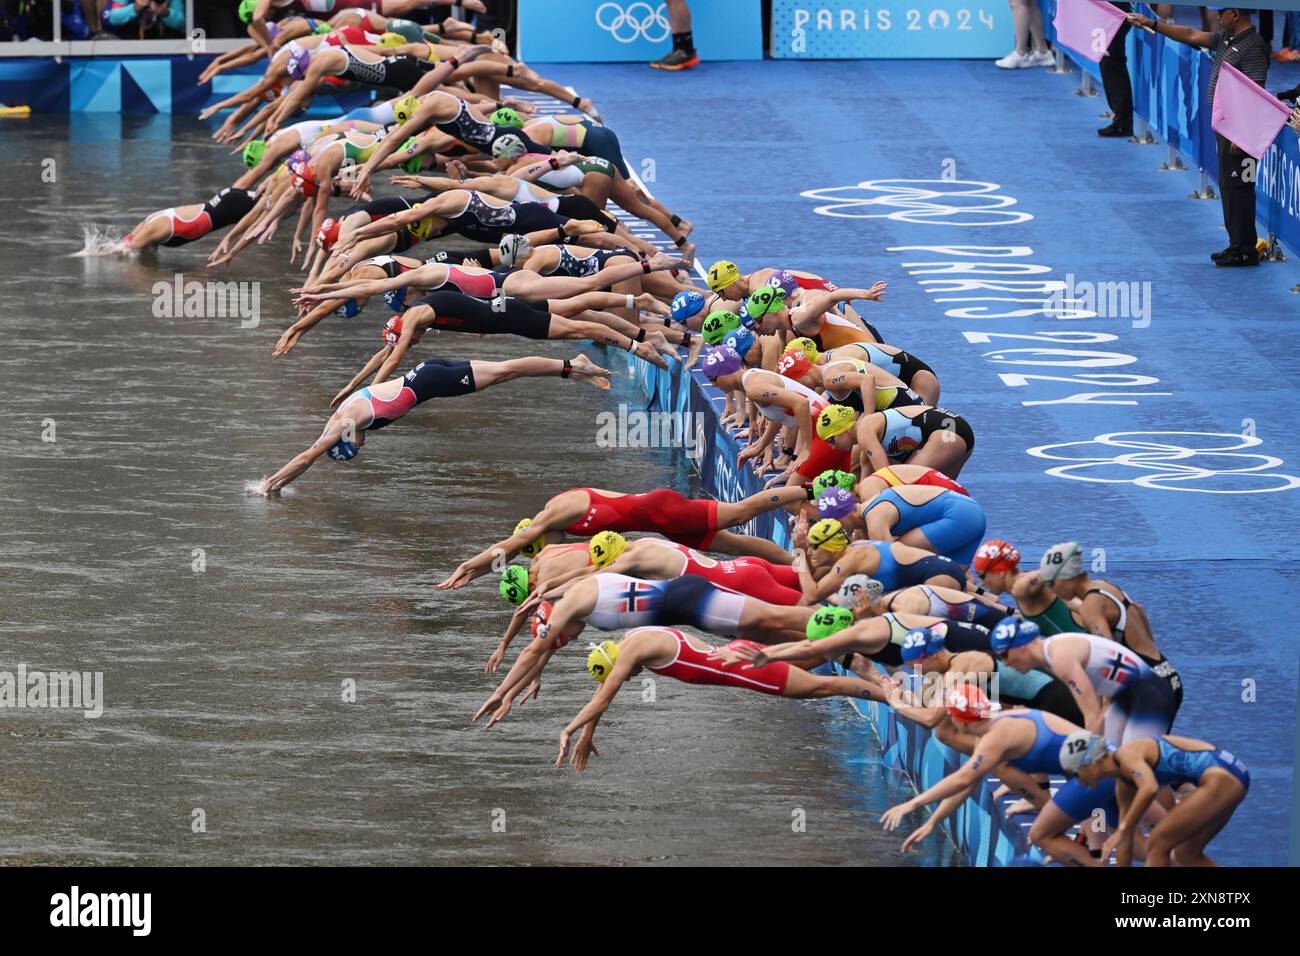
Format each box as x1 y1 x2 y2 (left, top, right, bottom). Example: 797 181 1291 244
647 330 677 361
682 331 704 370
566 354 612 390
576 98 601 122
678 218 694 238
676 240 696 264
635 292 669 317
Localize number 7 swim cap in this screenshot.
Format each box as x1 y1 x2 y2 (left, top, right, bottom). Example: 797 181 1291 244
706 260 740 293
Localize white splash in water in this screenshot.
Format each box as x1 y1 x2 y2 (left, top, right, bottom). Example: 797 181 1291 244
244 479 295 498
71 224 132 258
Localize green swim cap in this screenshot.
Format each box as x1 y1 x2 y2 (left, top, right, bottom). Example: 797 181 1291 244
500 566 529 605
315 21 333 35
385 19 426 44
242 138 267 169
238 0 257 24
806 605 854 641
812 469 857 499
746 286 787 320
701 310 741 346
399 136 422 173
490 107 524 129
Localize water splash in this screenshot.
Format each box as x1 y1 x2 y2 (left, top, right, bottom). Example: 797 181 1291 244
70 224 132 258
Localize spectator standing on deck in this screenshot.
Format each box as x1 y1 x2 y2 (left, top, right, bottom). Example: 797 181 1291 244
650 0 699 71
1129 6 1269 267
996 0 1054 69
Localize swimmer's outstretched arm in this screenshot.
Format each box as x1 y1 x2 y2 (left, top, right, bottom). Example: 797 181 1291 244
295 264 433 302
900 791 970 853
559 659 638 771
791 284 887 336
370 309 427 386
274 298 349 356
258 414 354 495
333 346 393 407
881 740 1007 831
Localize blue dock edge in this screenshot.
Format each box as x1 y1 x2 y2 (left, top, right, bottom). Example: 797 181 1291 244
607 344 1050 867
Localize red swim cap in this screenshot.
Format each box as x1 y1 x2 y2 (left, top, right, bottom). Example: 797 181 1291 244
972 539 1020 575
316 217 340 251
946 684 998 724
291 163 319 197
381 315 403 345
529 600 553 639
776 349 813 381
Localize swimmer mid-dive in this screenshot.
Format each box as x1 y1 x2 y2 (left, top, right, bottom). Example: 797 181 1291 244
254 353 611 495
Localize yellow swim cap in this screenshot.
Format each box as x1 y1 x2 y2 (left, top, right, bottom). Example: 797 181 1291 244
589 531 627 569
515 518 545 559
816 404 857 440
789 337 820 363
409 213 434 242
586 640 620 682
394 95 420 125
706 260 740 293
809 518 850 552
378 32 406 47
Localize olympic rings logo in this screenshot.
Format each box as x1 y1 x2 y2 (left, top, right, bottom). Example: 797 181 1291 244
800 179 1033 227
1027 432 1300 494
595 2 671 43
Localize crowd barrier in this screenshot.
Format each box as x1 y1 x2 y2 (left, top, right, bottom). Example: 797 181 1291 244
605 343 1048 866
1039 0 1300 257
517 0 762 63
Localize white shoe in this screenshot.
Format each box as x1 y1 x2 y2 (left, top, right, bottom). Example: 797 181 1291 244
995 50 1034 69
1029 50 1056 67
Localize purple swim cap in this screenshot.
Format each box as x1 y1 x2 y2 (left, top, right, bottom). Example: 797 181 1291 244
768 270 799 299
287 45 313 81
817 486 857 520
702 345 742 379
287 148 311 172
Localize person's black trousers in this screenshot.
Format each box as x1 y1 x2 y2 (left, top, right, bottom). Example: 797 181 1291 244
1101 2 1133 131
1216 133 1259 252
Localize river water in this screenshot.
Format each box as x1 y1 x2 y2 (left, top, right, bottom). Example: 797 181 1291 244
0 115 956 866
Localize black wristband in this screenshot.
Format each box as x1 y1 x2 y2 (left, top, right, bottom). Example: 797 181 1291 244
641 261 652 274
549 157 560 170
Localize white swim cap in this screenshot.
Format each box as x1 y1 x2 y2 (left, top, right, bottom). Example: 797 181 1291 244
1039 541 1083 583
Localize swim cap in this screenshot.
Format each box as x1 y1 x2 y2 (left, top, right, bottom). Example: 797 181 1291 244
290 163 319 197
314 21 332 35
394 95 421 125
788 336 820 363
767 269 799 299
701 310 741 346
586 640 621 682
381 315 403 345
808 518 849 552
384 287 408 314
498 233 531 267
744 286 786 320
812 469 857 499
806 605 854 640
408 212 434 242
287 147 311 171
334 298 359 319
238 0 256 23
242 139 267 169
588 531 627 569
287 45 313 81
900 628 944 664
973 539 1021 576
491 107 524 128
836 574 883 608
529 600 553 639
514 517 545 558
492 133 526 161
701 345 742 379
326 437 358 461
315 217 340 251
816 404 857 441
723 328 755 360
989 618 1041 654
706 260 740 293
385 19 425 43
375 32 404 47
395 136 422 173
1040 541 1083 583
1059 730 1110 773
776 349 813 381
500 566 529 605
817 487 857 521
671 290 706 324
946 684 998 724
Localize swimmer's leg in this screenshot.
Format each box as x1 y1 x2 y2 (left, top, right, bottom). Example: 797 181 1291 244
1028 803 1105 868
782 667 888 702
469 354 612 391
706 530 794 565
716 486 809 527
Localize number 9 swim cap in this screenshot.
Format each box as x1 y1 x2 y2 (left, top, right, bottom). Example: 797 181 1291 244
586 640 621 682
588 531 627 569
242 139 267 169
806 605 854 641
394 95 420 125
500 566 529 605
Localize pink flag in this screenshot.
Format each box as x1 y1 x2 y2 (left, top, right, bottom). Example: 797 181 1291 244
1212 62 1292 160
1052 0 1127 64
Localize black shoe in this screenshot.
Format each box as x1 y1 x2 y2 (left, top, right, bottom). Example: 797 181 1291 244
1209 246 1235 262
1215 250 1260 267
1097 123 1133 137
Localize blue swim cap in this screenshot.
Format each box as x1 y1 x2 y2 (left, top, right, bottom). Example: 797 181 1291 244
990 618 1041 654
671 290 706 324
326 438 358 461
724 327 755 358
384 287 408 313
737 299 755 329
334 298 360 318
900 628 943 664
